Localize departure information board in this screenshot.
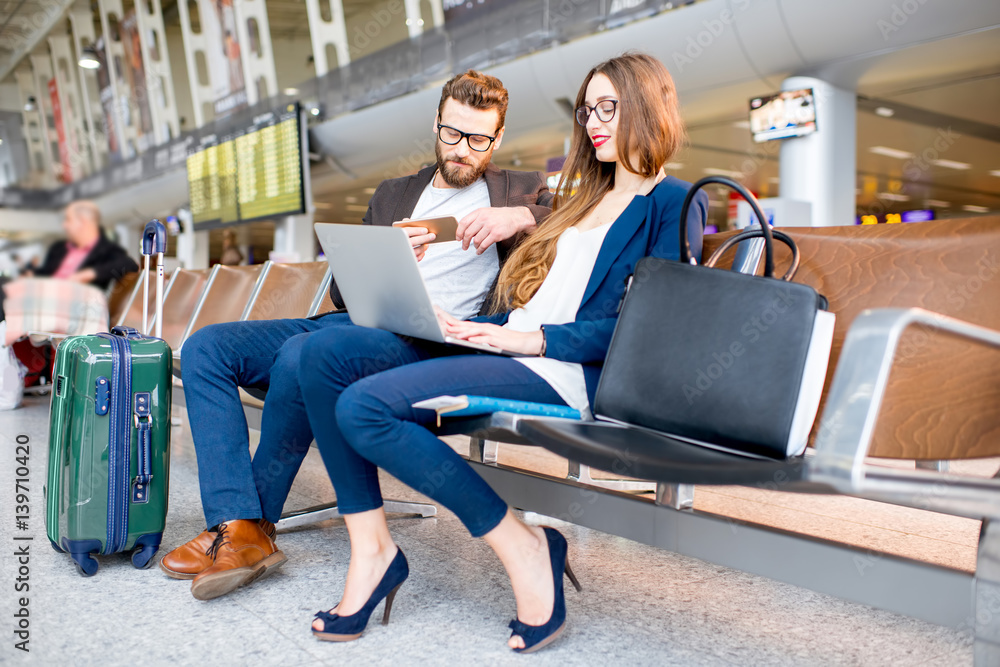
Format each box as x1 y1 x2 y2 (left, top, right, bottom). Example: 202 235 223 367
186 102 305 227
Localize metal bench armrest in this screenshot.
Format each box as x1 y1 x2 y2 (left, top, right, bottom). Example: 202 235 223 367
810 307 1000 505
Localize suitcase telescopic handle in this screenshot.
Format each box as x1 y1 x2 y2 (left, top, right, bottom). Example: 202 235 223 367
140 220 167 339
142 220 167 255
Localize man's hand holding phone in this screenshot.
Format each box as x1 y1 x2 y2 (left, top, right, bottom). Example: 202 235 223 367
394 218 436 261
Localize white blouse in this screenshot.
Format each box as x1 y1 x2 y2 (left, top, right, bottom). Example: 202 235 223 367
504 222 613 415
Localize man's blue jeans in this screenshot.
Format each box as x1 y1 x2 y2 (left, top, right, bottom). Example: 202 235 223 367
298 324 566 538
182 312 352 530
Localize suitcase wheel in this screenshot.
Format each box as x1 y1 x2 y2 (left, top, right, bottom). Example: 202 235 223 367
131 545 158 569
71 552 99 577
50 540 65 554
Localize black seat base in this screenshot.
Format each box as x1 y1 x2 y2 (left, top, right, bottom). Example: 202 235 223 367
518 419 817 487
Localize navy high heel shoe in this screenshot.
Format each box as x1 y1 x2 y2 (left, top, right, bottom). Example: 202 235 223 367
312 548 409 642
508 527 582 654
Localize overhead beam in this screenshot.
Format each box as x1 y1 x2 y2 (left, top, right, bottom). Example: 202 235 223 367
0 0 77 81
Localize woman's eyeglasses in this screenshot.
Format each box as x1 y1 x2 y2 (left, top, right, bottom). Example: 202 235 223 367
436 123 497 152
575 100 619 126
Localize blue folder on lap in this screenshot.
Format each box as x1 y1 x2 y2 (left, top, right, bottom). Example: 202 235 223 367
412 395 582 427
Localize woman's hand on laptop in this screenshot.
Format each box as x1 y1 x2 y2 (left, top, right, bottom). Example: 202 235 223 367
444 321 544 356
433 306 461 331
397 219 436 261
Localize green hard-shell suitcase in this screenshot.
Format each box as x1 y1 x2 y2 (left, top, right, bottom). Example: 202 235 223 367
45 220 172 576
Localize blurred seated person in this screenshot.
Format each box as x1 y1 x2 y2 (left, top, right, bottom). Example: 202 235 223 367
26 200 138 289
0 200 134 335
219 228 244 266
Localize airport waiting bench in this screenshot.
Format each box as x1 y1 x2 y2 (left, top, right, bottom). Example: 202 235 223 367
180 219 999 663
426 216 1000 664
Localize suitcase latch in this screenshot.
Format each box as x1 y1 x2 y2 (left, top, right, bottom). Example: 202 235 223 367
95 377 110 415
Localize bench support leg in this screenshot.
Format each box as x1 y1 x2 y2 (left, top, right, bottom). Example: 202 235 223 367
276 499 437 530
567 460 657 493
655 482 695 511
915 460 949 472
976 518 1000 665
469 436 499 465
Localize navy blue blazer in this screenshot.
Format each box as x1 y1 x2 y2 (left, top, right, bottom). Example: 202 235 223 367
474 175 709 406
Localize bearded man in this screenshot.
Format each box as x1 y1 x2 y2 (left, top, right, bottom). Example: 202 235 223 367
162 70 554 601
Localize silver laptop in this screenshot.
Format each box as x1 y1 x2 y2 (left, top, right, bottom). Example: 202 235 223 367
315 223 522 356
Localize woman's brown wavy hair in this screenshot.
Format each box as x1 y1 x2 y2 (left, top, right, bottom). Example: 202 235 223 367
491 52 686 311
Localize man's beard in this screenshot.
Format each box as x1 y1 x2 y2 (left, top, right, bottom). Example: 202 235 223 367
435 142 490 188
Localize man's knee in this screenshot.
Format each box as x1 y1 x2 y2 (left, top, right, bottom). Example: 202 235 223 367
272 334 307 377
182 322 246 382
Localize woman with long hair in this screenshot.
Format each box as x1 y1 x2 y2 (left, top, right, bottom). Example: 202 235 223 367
299 52 708 653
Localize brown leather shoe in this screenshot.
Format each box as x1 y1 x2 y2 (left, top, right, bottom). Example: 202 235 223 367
159 520 277 580
190 520 286 600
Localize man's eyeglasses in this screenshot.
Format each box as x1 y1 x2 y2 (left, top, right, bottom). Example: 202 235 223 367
436 123 497 152
575 100 619 126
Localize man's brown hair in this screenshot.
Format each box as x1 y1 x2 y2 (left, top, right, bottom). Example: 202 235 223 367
437 69 509 132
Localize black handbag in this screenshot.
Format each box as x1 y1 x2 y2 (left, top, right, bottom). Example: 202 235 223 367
594 176 834 459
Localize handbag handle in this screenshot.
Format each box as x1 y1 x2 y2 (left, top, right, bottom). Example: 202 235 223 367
679 175 775 279
703 228 801 281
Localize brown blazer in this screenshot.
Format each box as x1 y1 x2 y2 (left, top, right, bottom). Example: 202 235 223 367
327 163 554 310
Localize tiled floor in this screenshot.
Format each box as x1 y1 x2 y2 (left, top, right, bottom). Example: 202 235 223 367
0 395 975 665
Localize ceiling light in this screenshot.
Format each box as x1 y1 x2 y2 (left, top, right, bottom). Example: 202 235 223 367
665 162 683 170
878 192 910 202
345 204 369 212
874 107 894 118
869 146 914 160
405 18 424 26
768 177 781 184
989 170 1000 178
283 87 299 96
962 205 989 213
702 167 743 180
23 96 36 112
925 199 950 208
345 196 357 203
78 46 100 69
931 159 971 170
363 187 377 194
312 201 332 209
731 120 751 130
309 106 321 116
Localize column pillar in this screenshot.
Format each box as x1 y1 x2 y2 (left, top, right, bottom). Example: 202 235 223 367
113 222 138 260
233 0 278 104
134 0 181 143
96 0 136 158
778 77 856 228
175 208 209 269
27 56 58 184
175 0 214 127
304 0 349 76
15 68 48 180
272 213 315 263
67 8 108 172
47 35 88 180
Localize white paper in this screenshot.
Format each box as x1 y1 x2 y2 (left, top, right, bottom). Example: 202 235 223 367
786 310 836 456
411 395 467 411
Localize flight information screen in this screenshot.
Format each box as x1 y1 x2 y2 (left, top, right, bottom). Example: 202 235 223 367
186 102 305 227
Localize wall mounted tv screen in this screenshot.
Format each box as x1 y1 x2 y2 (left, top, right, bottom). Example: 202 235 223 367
749 88 817 143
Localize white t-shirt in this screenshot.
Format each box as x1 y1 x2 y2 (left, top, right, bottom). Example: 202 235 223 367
505 222 613 414
411 177 499 320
